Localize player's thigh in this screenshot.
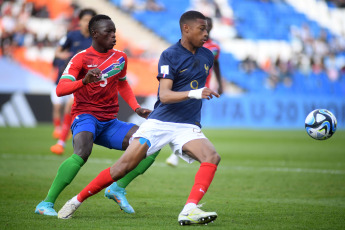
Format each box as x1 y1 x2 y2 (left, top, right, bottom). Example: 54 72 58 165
94 119 136 150
132 119 173 156
71 114 97 140
182 138 220 165
73 131 94 161
71 114 97 161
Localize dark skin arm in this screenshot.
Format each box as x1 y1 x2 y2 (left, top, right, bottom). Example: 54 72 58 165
213 59 223 95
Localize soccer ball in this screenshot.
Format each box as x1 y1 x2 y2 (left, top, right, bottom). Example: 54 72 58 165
305 109 337 140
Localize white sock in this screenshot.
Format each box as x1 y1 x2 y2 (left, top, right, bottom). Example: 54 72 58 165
57 140 65 146
181 203 197 214
71 195 82 207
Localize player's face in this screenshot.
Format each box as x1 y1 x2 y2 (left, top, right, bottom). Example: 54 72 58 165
94 20 116 51
80 14 93 34
188 18 208 48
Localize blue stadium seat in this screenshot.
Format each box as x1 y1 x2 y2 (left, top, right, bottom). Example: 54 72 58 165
108 0 344 97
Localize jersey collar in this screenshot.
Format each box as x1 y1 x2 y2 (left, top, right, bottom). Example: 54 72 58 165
89 46 113 57
177 39 200 55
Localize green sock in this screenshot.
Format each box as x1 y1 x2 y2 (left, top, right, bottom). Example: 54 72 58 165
44 154 85 203
116 150 160 189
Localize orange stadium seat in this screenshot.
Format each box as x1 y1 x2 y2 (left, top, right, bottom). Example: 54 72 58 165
126 58 159 96
26 0 73 19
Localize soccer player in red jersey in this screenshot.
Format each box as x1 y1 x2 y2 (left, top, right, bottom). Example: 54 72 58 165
35 14 160 216
166 16 224 167
58 11 220 226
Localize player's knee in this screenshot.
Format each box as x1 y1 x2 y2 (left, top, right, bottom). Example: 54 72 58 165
110 162 136 180
74 147 92 162
73 132 93 162
110 165 127 180
207 151 221 165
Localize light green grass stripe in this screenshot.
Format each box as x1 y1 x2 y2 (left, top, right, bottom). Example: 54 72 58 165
1 153 344 175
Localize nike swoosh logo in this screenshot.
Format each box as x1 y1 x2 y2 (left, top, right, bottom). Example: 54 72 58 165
179 68 188 73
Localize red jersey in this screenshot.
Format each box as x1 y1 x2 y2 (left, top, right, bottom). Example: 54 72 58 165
59 46 138 121
203 39 220 87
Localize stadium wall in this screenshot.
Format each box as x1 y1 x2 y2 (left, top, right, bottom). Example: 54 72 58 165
202 94 344 129
0 93 343 129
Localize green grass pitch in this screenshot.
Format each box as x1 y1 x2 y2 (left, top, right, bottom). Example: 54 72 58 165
0 125 344 229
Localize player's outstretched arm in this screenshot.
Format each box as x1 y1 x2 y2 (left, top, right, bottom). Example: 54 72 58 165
118 80 151 118
213 60 223 95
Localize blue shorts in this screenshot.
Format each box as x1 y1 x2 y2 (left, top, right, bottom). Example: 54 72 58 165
71 114 135 150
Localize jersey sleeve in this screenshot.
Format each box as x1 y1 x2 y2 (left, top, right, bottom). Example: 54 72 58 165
118 80 140 111
56 52 85 96
60 51 83 81
157 51 176 81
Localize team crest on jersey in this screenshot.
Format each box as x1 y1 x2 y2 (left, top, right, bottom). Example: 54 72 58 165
101 56 125 79
204 64 209 75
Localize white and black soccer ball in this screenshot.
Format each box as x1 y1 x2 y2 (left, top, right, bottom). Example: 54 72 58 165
305 109 337 140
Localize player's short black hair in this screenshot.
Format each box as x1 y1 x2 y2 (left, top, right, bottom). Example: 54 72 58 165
179 10 206 32
78 8 97 20
88 14 112 34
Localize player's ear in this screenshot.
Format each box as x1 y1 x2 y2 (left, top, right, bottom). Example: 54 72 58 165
91 29 97 38
182 23 189 34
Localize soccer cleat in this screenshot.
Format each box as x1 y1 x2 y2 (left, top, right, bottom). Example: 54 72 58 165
166 153 179 167
50 143 64 155
104 183 135 214
178 205 217 226
35 201 57 216
58 198 80 219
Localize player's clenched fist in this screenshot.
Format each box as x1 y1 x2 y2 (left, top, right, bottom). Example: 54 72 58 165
82 68 102 85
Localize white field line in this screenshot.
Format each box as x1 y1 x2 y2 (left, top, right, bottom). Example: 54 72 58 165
1 153 345 175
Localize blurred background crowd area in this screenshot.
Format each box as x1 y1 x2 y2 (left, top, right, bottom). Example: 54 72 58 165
1 0 345 96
